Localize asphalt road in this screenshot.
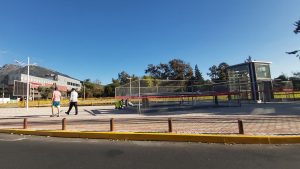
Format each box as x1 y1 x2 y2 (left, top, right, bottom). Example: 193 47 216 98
0 133 299 169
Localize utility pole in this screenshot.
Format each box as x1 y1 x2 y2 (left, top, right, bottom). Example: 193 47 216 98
15 57 37 111
26 57 29 111
2 83 4 101
84 84 86 100
126 77 132 99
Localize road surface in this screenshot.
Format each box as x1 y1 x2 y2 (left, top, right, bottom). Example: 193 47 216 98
0 133 299 169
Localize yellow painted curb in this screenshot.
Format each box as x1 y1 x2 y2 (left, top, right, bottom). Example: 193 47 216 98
0 129 299 144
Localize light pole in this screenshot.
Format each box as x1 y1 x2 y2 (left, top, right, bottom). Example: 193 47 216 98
138 78 141 114
126 77 132 99
15 57 36 111
84 84 86 100
26 57 29 111
2 83 4 102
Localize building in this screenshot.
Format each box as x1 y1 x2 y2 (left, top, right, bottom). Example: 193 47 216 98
0 64 81 99
227 61 272 102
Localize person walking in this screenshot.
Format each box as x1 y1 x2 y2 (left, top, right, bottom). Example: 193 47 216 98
65 88 78 115
51 86 61 117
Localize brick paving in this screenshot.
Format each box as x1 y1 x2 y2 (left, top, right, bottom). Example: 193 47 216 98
0 103 300 135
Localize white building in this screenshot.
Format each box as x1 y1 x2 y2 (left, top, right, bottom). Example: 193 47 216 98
4 65 81 99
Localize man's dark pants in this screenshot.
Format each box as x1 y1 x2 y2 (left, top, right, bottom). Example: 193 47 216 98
66 102 78 115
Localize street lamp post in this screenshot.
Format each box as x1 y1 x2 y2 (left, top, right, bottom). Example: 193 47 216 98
2 83 4 102
26 57 29 111
138 78 141 114
84 84 86 100
126 77 132 99
15 57 36 111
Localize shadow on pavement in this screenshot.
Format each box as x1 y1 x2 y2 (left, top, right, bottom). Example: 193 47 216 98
85 103 300 116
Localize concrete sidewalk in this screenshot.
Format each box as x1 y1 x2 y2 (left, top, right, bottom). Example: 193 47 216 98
0 103 299 136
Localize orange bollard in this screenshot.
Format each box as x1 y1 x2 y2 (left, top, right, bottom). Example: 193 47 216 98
168 118 173 133
238 119 244 134
62 118 66 130
110 118 114 131
23 118 28 129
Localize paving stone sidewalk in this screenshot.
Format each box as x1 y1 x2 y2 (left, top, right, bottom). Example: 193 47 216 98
0 103 300 135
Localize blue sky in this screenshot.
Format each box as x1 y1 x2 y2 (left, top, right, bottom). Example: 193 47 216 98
0 0 299 84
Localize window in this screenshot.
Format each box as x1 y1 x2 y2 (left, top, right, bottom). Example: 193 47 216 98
255 63 271 79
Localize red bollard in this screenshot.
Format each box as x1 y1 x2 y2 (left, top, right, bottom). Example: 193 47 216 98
62 118 66 130
168 118 173 133
23 118 28 129
238 119 244 134
110 118 114 132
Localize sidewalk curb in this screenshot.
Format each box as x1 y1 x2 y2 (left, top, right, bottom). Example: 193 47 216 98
0 129 299 144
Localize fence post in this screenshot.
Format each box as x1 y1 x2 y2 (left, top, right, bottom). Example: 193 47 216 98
238 119 244 134
168 118 173 133
110 118 114 131
62 118 66 130
23 118 28 129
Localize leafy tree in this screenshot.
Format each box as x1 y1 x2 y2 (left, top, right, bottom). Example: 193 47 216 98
194 64 204 84
275 74 289 81
218 62 229 81
294 20 300 34
118 71 130 85
286 19 300 58
142 75 154 87
145 63 171 79
103 84 116 97
38 86 52 99
103 71 139 97
145 59 193 80
80 79 104 98
293 72 300 78
106 78 120 96
159 63 171 79
207 65 218 81
117 71 139 85
169 59 193 80
207 62 229 82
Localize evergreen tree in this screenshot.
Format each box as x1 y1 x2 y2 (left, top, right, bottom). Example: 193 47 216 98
194 64 204 84
207 62 229 82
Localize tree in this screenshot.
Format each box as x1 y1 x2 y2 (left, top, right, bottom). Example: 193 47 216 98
38 86 52 99
102 78 120 97
207 65 218 81
168 59 193 80
294 20 300 34
275 74 289 81
142 75 154 87
244 56 252 63
286 19 300 59
145 59 193 80
194 64 204 84
217 62 229 81
118 71 130 85
145 63 170 79
80 79 104 98
293 72 300 78
207 62 229 82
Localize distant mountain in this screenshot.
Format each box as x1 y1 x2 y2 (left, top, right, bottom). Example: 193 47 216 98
13 65 74 79
0 64 21 83
0 64 79 83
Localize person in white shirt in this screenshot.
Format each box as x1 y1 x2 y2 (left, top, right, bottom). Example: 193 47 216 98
65 88 78 115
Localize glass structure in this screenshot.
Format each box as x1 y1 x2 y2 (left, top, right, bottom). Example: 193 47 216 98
227 61 272 101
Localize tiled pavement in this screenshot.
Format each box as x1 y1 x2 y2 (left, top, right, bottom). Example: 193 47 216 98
0 103 300 135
